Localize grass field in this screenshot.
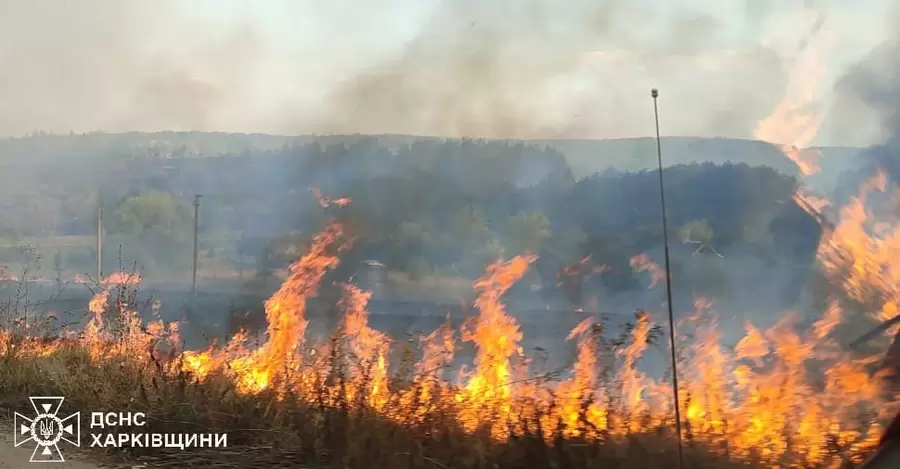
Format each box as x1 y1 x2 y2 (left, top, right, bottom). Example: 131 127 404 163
0 296 755 469
0 229 890 469
0 289 883 469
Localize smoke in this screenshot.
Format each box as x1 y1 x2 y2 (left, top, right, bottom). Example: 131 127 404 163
0 0 798 140
4 0 888 143
0 0 268 136
316 0 788 139
828 6 900 182
828 6 900 144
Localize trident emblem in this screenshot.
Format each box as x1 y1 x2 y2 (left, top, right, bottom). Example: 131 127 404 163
39 419 54 439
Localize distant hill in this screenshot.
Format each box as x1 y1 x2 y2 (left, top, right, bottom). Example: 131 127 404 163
0 131 870 192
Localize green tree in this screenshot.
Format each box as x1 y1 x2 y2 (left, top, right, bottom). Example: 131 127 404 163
681 219 714 245
107 191 192 238
445 205 496 276
392 221 435 277
395 221 432 248
582 233 637 292
106 191 193 269
680 219 723 258
557 227 587 248
506 211 552 255
450 205 490 250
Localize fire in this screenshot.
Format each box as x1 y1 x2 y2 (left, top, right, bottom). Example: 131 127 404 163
557 255 606 283
2 177 899 467
617 310 654 430
72 272 181 362
101 271 142 286
312 187 351 208
180 221 353 395
456 255 534 438
397 316 456 424
553 316 607 437
338 284 391 410
253 221 350 389
754 7 838 177
816 169 900 334
629 253 666 288
794 188 832 216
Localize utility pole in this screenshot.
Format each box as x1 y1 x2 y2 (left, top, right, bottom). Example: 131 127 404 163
192 194 201 296
651 88 685 469
97 206 103 280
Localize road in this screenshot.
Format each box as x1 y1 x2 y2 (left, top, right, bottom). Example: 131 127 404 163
0 442 103 469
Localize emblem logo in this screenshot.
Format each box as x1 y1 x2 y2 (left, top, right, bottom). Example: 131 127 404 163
14 397 81 462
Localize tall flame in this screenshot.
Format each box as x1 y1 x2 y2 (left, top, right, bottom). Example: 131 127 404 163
5 171 900 467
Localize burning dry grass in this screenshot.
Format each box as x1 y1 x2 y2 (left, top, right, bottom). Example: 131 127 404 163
0 291 886 469
0 179 899 468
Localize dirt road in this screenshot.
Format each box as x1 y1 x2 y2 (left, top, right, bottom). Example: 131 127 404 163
0 422 107 469
0 442 103 469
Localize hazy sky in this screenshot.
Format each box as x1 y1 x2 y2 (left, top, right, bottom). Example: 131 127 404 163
0 0 895 145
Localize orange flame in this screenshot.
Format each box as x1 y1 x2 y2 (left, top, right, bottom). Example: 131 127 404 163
630 254 666 288
312 187 352 208
4 186 898 467
755 8 838 177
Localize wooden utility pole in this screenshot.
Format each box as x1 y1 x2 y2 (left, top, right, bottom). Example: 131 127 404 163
192 194 201 296
97 206 103 280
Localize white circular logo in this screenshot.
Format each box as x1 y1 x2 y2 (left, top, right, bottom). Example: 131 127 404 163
30 413 64 447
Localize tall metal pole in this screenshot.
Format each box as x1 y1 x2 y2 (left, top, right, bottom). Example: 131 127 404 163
97 206 103 280
192 194 201 296
651 88 685 469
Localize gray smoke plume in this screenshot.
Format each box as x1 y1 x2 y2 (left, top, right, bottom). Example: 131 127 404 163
0 0 267 136
316 0 787 139
0 0 792 140
828 7 900 182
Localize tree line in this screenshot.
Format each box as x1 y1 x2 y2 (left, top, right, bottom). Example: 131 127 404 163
0 136 822 302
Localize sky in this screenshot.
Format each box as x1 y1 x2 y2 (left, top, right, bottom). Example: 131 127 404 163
0 0 896 146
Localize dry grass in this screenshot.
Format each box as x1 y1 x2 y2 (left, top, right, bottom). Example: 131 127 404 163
0 339 757 469
0 275 874 469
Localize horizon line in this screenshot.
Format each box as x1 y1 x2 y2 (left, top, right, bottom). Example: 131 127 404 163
0 131 875 149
